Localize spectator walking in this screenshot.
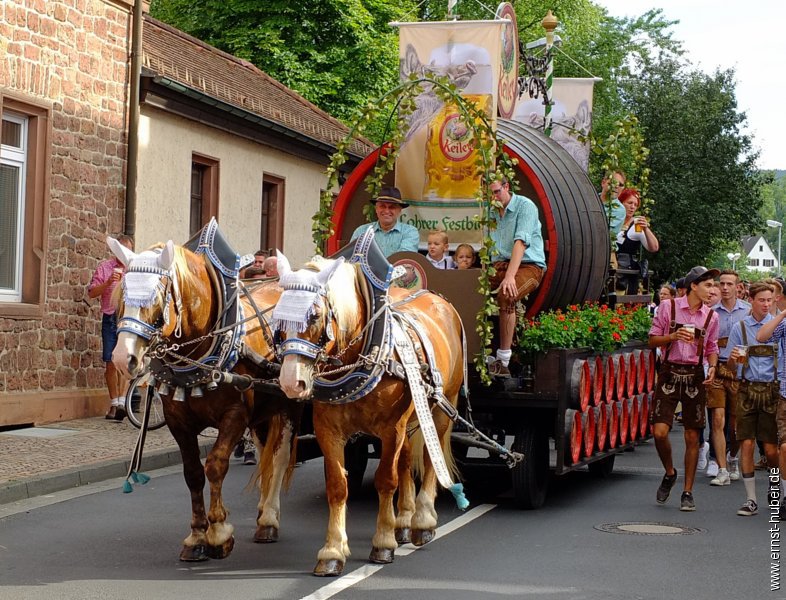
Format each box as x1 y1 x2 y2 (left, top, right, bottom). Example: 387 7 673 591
88 234 134 421
706 270 750 483
725 281 780 516
263 256 279 278
649 266 720 511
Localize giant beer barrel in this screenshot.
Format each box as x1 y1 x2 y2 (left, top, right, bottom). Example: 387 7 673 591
328 121 609 317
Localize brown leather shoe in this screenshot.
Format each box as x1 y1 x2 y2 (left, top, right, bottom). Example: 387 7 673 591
114 406 127 422
105 406 117 420
489 359 511 379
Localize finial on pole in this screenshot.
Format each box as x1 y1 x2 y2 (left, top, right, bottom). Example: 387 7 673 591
542 10 559 137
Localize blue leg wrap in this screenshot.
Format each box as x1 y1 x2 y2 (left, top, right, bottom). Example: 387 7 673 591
450 482 469 511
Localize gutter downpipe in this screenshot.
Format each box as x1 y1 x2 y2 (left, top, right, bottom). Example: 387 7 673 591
124 0 143 237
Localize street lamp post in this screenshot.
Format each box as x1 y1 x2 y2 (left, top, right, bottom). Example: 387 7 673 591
767 219 782 276
727 252 741 271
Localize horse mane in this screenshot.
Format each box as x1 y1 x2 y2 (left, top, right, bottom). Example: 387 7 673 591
306 256 362 350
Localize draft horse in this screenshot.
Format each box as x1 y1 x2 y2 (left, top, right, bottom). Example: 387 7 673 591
273 249 465 576
109 234 300 561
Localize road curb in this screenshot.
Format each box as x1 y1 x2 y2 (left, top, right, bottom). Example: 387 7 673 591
0 439 214 506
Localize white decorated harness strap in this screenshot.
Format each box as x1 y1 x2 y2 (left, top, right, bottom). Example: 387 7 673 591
390 316 454 491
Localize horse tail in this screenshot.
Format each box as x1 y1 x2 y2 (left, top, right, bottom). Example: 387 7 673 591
254 413 300 494
409 414 460 484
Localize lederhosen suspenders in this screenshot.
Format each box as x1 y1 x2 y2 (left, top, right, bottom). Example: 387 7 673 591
653 299 714 418
661 298 715 367
738 321 780 413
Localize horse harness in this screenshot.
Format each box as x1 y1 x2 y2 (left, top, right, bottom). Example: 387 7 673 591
119 219 277 399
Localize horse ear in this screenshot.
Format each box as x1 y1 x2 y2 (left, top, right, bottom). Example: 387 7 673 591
276 250 292 278
316 257 345 287
160 240 176 270
107 236 136 266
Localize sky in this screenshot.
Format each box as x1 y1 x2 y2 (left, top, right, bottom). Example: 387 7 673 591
595 0 785 170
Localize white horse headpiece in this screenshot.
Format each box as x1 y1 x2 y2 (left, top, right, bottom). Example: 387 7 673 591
271 252 344 333
107 237 175 308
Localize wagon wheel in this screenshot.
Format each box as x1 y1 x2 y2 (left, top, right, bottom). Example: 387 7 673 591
125 375 167 431
588 454 616 478
511 423 549 509
344 437 369 496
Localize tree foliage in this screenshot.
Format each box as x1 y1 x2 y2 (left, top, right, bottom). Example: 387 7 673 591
149 0 413 124
620 59 767 281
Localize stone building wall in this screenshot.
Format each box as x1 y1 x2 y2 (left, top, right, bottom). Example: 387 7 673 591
0 0 135 424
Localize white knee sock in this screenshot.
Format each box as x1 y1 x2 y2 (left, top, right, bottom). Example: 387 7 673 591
743 473 756 502
780 477 786 499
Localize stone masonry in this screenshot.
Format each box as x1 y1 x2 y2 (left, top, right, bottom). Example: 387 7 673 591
0 0 133 413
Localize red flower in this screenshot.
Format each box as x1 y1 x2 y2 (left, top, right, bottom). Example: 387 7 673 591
563 326 569 330
612 332 621 341
558 315 566 322
601 304 608 310
569 304 578 311
619 324 626 331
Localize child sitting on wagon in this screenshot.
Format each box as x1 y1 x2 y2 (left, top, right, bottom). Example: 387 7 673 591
454 243 476 269
426 229 456 269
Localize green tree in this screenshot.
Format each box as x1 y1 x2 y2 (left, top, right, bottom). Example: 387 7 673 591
620 58 767 281
150 0 413 125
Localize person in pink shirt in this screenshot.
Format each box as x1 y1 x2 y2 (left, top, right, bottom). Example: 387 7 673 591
88 234 133 421
649 266 720 511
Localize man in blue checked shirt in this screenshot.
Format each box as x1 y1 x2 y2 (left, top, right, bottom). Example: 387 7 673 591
726 281 780 517
351 186 419 258
487 176 546 378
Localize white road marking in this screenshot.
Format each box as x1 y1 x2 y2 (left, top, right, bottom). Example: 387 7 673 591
299 503 497 600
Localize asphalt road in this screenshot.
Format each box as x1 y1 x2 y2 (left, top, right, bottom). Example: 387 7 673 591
0 433 781 600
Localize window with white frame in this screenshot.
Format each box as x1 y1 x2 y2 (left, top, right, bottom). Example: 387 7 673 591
763 259 775 267
749 258 760 267
0 113 27 302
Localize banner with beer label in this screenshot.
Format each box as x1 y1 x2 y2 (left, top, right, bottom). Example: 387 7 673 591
514 77 597 172
393 19 507 246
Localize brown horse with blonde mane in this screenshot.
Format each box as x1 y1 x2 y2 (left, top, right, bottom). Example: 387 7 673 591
108 235 300 562
273 250 465 577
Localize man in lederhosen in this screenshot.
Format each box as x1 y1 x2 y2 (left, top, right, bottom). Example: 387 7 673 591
649 266 720 511
726 281 780 516
754 283 786 518
706 269 750 483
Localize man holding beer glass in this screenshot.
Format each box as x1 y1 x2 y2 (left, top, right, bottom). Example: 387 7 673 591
649 266 720 511
724 281 779 516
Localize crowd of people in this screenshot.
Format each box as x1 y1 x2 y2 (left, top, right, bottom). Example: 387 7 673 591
649 265 786 517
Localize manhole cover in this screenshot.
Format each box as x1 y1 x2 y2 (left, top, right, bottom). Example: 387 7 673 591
595 522 704 536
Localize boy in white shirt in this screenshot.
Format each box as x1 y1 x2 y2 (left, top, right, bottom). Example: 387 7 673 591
426 230 455 269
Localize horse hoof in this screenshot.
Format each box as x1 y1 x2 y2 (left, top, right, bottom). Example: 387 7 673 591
411 529 435 547
254 525 279 543
205 536 235 559
369 547 395 564
313 559 344 577
395 527 411 545
179 545 209 562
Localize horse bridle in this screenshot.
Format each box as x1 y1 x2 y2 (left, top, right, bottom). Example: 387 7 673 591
117 263 184 343
276 283 336 363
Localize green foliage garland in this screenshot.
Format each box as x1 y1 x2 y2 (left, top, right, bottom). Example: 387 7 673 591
312 74 516 384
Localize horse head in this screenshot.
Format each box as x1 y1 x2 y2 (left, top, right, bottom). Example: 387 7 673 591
272 252 355 399
109 237 205 379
